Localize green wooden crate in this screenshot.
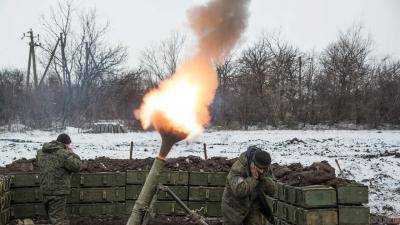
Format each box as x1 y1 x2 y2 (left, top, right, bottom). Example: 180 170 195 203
0 176 11 195
8 173 40 187
68 187 125 203
158 186 188 201
286 203 298 224
126 185 142 200
188 201 221 217
11 203 46 218
284 185 296 204
263 194 277 214
295 185 337 208
154 201 186 215
189 187 224 202
126 171 149 185
0 191 11 211
71 172 126 187
337 184 368 205
0 208 10 225
12 188 42 203
276 201 289 220
295 208 338 225
11 203 128 218
276 182 285 201
159 171 189 186
189 172 227 186
338 206 369 225
126 170 189 186
68 203 127 216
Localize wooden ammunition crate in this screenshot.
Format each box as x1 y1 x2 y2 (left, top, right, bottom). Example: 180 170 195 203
337 184 368 205
338 205 370 225
12 187 126 204
295 185 337 208
188 201 221 217
126 171 189 186
0 208 10 225
295 208 338 225
189 172 227 187
158 186 188 201
189 187 224 202
9 173 40 188
71 172 126 187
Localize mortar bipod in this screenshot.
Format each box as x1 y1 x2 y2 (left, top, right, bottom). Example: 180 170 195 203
156 184 210 225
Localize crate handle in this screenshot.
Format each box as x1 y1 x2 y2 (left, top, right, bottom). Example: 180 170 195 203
80 176 84 186
80 192 84 201
206 189 210 200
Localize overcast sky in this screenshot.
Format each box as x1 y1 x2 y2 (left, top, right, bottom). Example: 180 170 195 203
1 0 399 70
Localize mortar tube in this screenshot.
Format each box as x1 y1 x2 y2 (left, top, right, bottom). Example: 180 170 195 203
126 157 166 225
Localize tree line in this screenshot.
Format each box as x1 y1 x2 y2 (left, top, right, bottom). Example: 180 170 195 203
1 1 399 130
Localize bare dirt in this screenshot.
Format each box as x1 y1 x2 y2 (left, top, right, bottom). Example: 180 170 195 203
10 215 222 225
2 156 351 187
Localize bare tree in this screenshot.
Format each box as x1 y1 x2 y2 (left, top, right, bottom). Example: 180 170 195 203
320 25 372 122
139 32 186 85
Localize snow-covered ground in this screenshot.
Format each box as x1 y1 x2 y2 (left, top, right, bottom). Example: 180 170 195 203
1 128 399 215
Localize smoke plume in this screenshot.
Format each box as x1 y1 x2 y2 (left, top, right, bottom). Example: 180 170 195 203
188 0 250 60
135 0 251 157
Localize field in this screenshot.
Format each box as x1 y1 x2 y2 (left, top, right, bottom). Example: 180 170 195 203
1 128 400 216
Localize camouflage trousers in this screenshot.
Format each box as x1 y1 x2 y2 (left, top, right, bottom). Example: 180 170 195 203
43 195 69 225
223 201 273 225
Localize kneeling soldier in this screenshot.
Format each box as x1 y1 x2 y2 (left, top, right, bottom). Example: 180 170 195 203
222 146 276 225
36 134 81 225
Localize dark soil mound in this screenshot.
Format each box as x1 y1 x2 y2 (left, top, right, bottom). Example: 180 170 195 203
272 161 352 187
3 156 235 173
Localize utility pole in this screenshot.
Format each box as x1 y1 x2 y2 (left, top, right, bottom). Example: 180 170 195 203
22 29 41 89
39 36 61 87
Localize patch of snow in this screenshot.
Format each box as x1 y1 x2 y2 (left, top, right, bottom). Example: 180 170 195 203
1 129 399 215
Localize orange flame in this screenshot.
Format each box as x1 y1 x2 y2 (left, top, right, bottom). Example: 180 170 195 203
135 0 249 139
135 56 218 139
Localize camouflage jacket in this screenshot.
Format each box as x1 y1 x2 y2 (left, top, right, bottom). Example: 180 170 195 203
222 151 276 225
36 141 81 195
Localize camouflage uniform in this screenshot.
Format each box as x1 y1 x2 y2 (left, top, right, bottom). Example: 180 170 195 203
36 141 81 225
222 151 276 225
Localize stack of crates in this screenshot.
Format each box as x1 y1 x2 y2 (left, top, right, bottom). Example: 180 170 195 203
6 170 370 225
10 172 127 217
264 182 370 225
7 171 227 219
187 171 226 217
0 176 11 225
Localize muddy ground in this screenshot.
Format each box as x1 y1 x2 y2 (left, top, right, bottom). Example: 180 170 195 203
2 156 351 187
10 216 222 225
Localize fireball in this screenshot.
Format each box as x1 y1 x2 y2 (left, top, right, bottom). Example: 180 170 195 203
134 56 218 140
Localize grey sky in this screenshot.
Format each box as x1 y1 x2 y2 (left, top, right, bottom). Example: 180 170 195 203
1 0 399 70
